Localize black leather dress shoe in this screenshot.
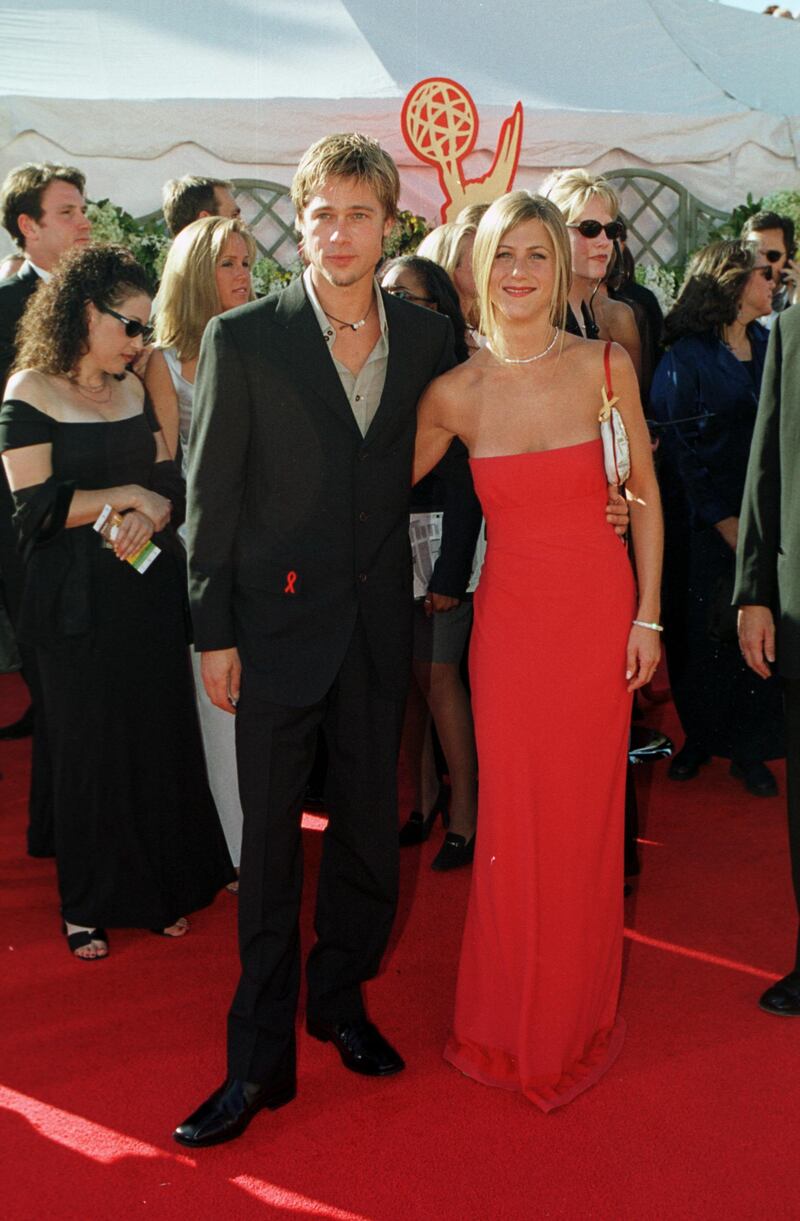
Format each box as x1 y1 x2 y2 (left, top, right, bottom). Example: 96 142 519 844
730 761 778 798
667 743 711 781
173 1076 296 1147
0 706 34 740
759 972 800 1016
306 1017 405 1076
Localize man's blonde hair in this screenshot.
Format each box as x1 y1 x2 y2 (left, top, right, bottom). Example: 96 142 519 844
541 169 620 225
473 191 571 357
291 133 400 222
154 216 256 361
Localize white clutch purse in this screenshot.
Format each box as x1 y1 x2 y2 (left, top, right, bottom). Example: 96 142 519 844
599 341 631 486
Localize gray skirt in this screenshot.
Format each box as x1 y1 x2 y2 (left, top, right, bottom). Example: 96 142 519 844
413 598 473 664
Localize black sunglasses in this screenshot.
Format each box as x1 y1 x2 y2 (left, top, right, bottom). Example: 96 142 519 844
100 304 155 344
753 265 774 281
763 249 785 264
384 286 437 307
568 219 625 241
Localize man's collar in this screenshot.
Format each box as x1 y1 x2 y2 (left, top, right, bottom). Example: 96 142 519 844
24 259 51 283
303 266 387 348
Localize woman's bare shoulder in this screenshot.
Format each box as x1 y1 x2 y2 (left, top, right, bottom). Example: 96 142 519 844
4 368 56 410
121 370 145 403
605 295 635 322
427 356 483 402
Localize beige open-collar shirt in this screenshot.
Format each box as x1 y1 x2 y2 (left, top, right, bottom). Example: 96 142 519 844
303 266 389 437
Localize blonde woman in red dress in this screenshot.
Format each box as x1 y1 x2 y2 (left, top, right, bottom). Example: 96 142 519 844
413 191 662 1110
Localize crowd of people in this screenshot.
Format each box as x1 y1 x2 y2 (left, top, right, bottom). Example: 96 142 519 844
0 137 798 1140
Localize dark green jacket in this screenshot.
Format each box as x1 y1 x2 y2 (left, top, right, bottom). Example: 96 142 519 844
734 304 800 678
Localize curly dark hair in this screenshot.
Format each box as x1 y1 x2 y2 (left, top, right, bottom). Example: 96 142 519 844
13 243 151 375
379 255 470 364
664 239 758 345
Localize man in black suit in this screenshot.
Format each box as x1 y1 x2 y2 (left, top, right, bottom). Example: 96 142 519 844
735 303 800 1015
0 163 91 846
0 162 91 384
173 134 455 1147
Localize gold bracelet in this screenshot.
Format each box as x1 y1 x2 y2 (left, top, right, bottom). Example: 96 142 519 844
632 619 663 633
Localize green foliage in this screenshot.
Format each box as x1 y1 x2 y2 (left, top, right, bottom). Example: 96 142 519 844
709 193 764 241
86 199 170 290
384 209 431 259
762 190 800 233
251 255 303 296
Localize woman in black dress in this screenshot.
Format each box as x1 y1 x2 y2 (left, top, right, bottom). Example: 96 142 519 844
650 239 784 795
0 245 233 959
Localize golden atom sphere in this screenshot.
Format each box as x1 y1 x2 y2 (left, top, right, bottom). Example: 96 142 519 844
402 79 478 167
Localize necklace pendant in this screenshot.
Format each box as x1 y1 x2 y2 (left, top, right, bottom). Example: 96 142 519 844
351 319 365 331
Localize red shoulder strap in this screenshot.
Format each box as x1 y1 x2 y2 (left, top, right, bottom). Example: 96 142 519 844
603 340 613 396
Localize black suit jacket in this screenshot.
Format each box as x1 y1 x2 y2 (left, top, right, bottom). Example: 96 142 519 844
187 276 454 707
734 305 800 679
0 262 40 391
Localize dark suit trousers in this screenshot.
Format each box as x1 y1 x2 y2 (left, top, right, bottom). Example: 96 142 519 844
227 617 406 1084
782 680 800 971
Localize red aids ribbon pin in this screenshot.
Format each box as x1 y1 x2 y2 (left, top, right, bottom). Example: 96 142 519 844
284 570 298 595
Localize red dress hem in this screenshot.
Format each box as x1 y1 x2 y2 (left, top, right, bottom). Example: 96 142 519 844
443 1015 627 1113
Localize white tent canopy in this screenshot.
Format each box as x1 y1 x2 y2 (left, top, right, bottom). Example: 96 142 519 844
1 0 799 250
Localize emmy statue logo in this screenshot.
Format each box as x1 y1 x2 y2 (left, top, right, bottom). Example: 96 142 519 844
401 77 523 223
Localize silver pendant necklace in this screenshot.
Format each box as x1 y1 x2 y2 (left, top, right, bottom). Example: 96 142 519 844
489 328 558 365
324 297 375 332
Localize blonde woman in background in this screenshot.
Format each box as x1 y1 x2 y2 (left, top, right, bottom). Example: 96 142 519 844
543 169 641 380
146 216 256 882
418 219 481 346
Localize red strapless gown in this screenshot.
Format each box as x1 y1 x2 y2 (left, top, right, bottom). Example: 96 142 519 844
444 439 635 1111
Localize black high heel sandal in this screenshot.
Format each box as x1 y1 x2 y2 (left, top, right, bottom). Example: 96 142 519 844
398 787 450 846
62 922 109 960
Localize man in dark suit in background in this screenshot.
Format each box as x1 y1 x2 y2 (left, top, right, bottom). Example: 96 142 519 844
0 163 91 849
174 134 456 1148
735 303 800 1015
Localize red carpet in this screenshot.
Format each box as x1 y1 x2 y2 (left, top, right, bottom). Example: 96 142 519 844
1 670 799 1220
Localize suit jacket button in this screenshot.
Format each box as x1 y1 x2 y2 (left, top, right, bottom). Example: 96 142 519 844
358 572 368 583
359 451 369 461
358 511 368 522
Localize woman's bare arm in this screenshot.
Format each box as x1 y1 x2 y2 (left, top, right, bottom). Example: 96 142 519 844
413 375 460 485
144 349 180 459
606 343 663 689
605 298 642 385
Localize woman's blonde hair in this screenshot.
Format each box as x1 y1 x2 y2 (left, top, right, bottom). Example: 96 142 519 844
473 191 572 357
154 216 256 360
417 220 479 324
541 168 620 226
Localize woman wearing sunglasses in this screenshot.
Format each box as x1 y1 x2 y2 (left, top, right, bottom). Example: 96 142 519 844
145 217 256 886
0 244 233 959
650 239 784 797
378 255 482 869
543 170 642 381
